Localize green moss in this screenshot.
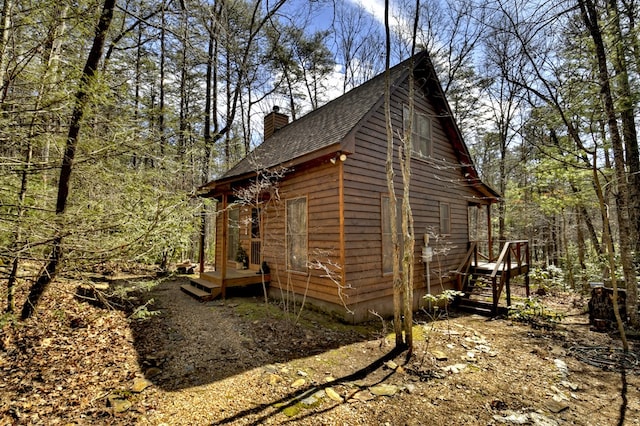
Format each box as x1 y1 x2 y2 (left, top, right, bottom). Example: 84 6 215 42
232 300 285 321
386 324 426 343
282 404 302 417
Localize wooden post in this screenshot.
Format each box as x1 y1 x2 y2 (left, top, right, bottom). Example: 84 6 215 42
199 204 206 274
221 193 228 298
338 160 346 289
487 203 493 262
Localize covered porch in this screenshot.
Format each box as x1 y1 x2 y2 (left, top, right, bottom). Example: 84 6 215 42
180 269 271 301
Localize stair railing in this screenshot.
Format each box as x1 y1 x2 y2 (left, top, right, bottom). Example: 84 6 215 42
455 241 478 291
490 240 530 313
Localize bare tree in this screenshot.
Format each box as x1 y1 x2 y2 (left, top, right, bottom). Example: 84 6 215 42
384 0 404 349
332 0 385 92
384 0 420 353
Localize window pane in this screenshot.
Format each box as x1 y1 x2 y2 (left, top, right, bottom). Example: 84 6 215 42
251 208 260 238
403 105 410 134
287 198 307 272
404 105 431 158
228 208 240 261
440 202 451 235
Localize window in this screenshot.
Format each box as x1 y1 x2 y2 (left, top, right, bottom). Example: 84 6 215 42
403 105 432 158
251 208 260 238
382 196 402 274
440 202 451 235
250 208 261 266
286 197 307 272
227 207 240 261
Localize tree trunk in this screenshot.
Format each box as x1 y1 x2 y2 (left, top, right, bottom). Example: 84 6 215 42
6 2 67 313
133 8 142 168
400 0 421 354
579 0 638 327
607 0 640 257
0 0 12 95
592 155 629 350
383 0 404 348
6 141 31 313
159 1 166 159
20 0 116 320
178 10 188 164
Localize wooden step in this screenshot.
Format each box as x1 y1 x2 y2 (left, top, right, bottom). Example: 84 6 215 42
455 298 507 317
180 281 222 302
198 271 220 284
190 277 220 292
180 284 212 301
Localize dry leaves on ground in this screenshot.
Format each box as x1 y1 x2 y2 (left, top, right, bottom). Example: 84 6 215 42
1 275 639 425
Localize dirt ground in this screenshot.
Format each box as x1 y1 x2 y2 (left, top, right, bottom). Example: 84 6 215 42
1 273 639 425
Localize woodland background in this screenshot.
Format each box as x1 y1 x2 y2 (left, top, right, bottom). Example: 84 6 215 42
0 0 639 324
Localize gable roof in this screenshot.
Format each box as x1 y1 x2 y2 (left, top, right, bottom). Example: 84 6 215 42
201 50 499 201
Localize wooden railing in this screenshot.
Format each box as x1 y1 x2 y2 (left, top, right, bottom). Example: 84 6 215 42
456 240 530 314
490 240 530 310
455 241 477 291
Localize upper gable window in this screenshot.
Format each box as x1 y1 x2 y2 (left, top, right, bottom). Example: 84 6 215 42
403 105 432 158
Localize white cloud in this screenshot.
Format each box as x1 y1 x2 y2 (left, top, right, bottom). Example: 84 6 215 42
347 0 386 24
346 0 416 49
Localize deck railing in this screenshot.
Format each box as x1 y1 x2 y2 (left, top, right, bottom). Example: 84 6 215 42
490 240 530 309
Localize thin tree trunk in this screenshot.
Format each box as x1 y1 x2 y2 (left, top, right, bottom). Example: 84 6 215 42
6 141 31 313
21 0 116 320
133 7 142 168
400 0 421 354
6 3 66 313
199 4 222 273
579 0 638 328
0 0 12 95
178 7 188 165
283 68 297 120
159 1 166 159
607 0 640 256
592 158 629 350
383 0 403 348
576 209 587 276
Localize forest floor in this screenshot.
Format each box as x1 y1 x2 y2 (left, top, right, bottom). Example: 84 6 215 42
1 270 639 425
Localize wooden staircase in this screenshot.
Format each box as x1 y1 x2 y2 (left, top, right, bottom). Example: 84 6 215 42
454 240 530 316
180 276 222 301
180 269 270 302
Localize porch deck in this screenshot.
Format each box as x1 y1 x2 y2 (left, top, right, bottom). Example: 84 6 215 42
473 260 530 278
180 268 271 301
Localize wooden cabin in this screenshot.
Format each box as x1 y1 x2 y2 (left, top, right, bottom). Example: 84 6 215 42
185 51 527 322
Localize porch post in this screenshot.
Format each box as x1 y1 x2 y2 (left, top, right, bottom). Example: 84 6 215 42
221 193 228 283
199 205 206 274
487 203 493 262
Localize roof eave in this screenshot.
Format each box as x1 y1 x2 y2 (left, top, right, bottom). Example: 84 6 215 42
197 142 346 198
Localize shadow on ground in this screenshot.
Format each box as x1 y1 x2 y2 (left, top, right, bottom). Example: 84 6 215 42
124 276 381 391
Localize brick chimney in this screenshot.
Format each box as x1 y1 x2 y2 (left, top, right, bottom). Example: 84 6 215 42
263 106 289 140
